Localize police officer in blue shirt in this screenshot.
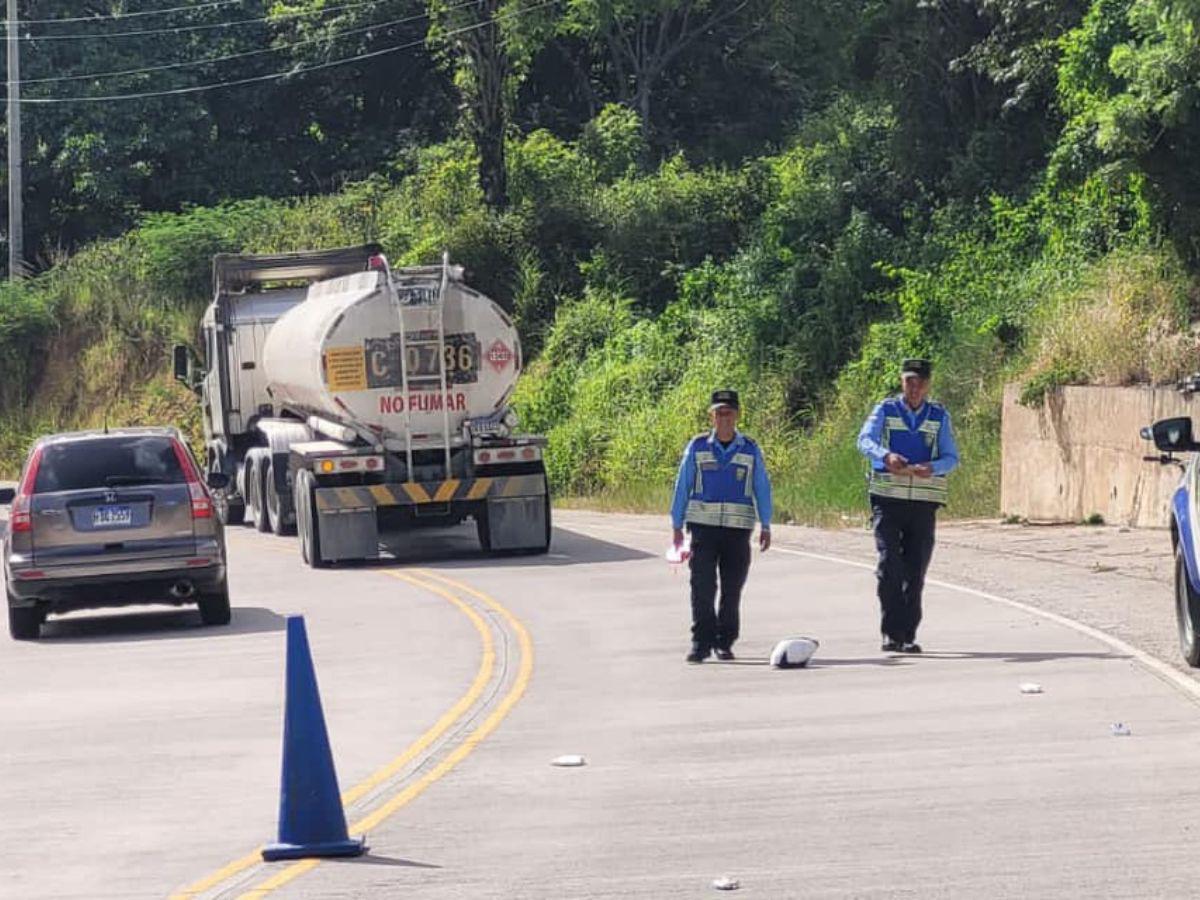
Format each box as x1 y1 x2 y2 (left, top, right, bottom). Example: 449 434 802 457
857 359 959 653
671 390 773 663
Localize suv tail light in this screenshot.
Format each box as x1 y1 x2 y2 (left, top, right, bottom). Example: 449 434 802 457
11 445 43 534
170 439 213 519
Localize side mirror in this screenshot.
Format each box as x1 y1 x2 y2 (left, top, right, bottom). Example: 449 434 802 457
0 487 14 505
173 344 203 395
206 472 230 491
173 344 191 384
1145 417 1200 453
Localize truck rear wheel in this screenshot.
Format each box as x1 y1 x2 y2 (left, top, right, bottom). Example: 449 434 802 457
266 461 294 536
248 453 270 533
295 469 327 569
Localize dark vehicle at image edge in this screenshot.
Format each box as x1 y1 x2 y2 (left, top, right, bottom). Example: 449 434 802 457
2 428 231 640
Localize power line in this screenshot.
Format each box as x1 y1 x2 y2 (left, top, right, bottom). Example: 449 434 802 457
23 0 255 26
22 0 388 41
19 1 481 85
19 0 558 103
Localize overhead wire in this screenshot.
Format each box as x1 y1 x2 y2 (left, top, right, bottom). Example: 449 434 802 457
22 0 256 26
18 0 558 104
19 0 390 41
19 0 482 85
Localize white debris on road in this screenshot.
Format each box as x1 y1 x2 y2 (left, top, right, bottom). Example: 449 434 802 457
550 754 586 767
711 876 740 891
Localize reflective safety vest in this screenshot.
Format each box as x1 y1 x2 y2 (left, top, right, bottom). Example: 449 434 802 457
685 433 761 530
869 398 949 505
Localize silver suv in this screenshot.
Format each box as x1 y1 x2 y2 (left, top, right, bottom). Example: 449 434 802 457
3 428 230 640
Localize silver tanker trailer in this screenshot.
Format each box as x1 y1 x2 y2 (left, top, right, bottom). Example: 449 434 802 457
174 245 550 565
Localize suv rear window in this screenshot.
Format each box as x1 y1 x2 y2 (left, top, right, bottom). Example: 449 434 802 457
33 437 186 493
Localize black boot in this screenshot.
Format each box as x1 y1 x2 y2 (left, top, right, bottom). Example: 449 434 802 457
686 643 711 664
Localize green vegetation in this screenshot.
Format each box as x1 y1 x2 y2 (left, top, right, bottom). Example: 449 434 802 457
2 0 1200 525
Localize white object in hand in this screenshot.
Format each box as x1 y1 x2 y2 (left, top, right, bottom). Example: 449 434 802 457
711 876 739 891
1019 682 1043 694
551 755 586 767
666 534 692 564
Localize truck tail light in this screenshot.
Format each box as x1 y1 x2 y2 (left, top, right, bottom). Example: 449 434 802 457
170 439 213 519
316 456 380 474
11 445 43 534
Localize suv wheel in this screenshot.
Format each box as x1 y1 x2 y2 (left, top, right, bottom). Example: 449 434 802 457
8 604 43 640
198 582 232 626
1176 544 1200 667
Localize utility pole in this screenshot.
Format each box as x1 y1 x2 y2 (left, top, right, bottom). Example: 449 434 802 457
6 0 21 281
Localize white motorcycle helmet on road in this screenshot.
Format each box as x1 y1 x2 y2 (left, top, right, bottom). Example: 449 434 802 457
770 637 819 668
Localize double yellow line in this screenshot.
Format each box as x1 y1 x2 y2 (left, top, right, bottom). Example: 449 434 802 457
169 568 533 900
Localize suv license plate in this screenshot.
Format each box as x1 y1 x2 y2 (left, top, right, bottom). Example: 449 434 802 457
93 505 133 528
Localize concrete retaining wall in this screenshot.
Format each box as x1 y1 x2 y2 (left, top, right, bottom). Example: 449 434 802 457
1000 384 1193 528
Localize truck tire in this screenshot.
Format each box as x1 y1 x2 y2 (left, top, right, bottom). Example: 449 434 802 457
265 461 294 536
1176 543 1200 667
295 469 327 569
198 581 232 627
8 603 42 641
248 453 271 533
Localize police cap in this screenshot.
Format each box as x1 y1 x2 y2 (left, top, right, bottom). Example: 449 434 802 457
901 358 932 380
709 389 740 411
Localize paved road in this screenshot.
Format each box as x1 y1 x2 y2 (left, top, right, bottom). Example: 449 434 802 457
3 511 1199 899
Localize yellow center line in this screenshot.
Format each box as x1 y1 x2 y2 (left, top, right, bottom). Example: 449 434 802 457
233 570 533 900
168 570 495 900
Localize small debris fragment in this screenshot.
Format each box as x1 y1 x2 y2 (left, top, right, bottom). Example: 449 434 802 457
711 876 739 891
1019 683 1043 694
551 755 586 767
1111 723 1132 737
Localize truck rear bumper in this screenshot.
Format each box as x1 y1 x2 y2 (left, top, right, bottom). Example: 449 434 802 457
310 474 549 561
313 473 546 514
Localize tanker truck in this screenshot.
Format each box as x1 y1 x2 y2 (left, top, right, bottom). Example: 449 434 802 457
173 244 550 565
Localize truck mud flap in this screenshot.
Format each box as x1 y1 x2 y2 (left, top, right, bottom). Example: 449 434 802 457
484 496 548 550
315 503 380 562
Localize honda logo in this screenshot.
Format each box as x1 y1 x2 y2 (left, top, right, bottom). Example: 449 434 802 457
104 490 117 504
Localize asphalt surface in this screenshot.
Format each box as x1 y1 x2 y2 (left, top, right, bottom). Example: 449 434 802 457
2 510 1198 899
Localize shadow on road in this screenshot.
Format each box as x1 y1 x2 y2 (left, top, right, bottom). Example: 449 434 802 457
330 853 442 869
914 649 1129 663
352 524 654 569
37 605 285 644
702 656 914 668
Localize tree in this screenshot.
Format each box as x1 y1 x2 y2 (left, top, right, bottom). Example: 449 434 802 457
563 0 755 139
427 0 555 209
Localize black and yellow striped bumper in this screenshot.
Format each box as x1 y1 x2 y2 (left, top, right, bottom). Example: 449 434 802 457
314 474 546 513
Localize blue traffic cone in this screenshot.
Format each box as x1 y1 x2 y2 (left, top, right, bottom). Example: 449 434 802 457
262 616 367 861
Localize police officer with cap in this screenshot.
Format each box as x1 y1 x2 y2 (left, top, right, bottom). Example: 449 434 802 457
856 359 959 653
671 389 773 663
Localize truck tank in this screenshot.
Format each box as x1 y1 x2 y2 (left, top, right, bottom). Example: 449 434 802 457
261 268 522 444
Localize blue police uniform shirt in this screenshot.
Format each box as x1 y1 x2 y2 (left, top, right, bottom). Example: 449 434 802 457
671 430 773 530
857 397 960 476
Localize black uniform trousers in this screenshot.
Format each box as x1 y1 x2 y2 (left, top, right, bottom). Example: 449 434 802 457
870 494 939 644
688 523 752 650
